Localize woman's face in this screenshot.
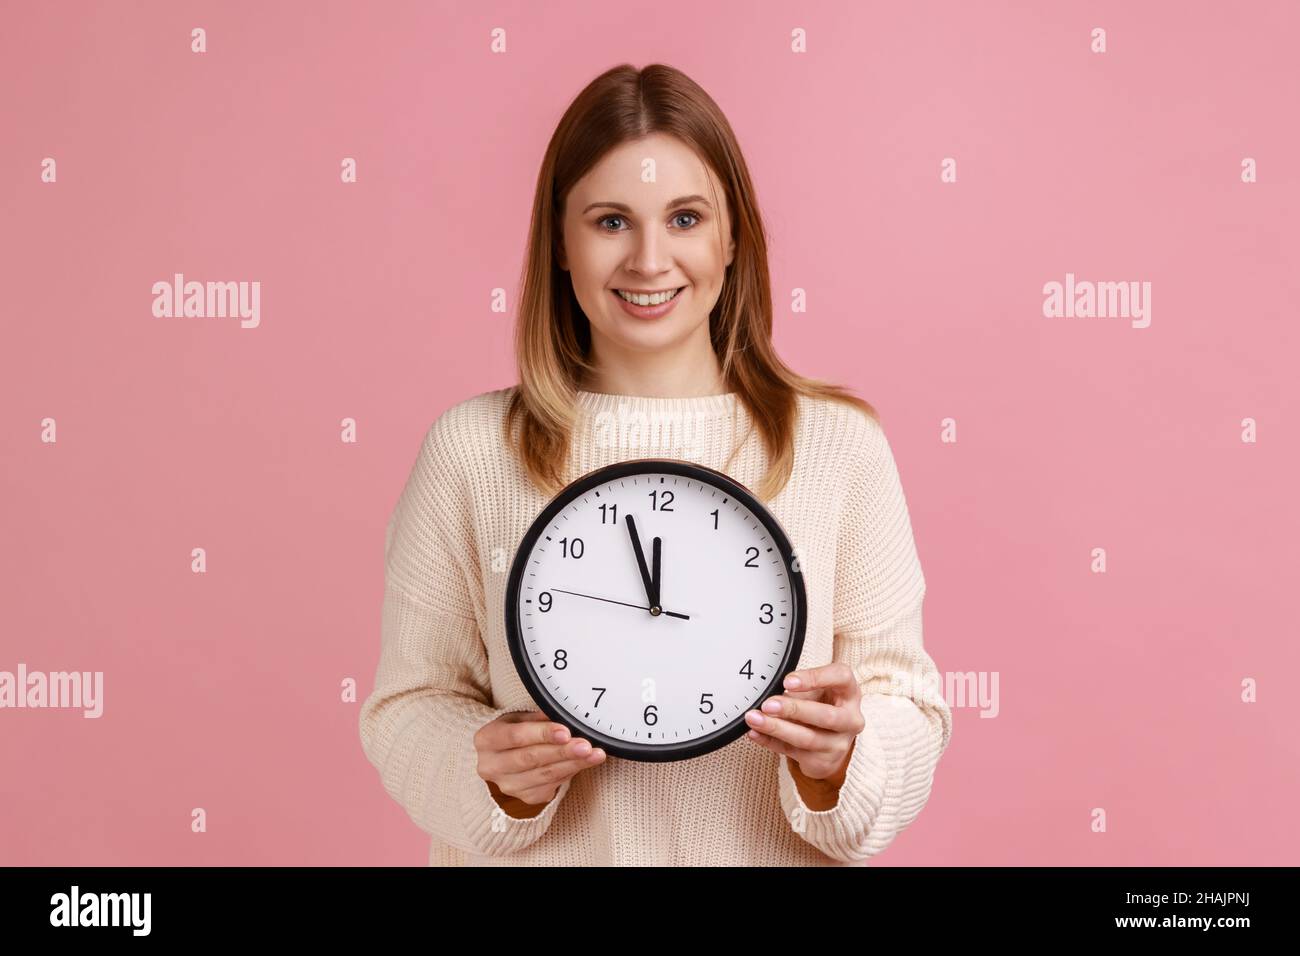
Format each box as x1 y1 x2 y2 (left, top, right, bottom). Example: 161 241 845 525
558 132 735 361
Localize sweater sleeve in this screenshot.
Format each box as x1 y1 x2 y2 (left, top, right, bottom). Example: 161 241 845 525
359 416 571 857
777 420 953 863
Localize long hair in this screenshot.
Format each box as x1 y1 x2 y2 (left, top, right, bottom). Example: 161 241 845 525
504 63 877 502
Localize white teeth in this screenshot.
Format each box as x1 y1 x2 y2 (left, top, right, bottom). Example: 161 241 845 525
616 287 681 306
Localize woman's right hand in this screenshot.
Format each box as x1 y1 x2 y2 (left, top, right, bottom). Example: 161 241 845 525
474 710 606 811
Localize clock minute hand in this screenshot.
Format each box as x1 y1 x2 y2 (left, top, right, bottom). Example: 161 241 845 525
624 514 656 611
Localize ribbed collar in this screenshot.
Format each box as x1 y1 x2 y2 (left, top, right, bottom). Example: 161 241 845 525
574 389 741 421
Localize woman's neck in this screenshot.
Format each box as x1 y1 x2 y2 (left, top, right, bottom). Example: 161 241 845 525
577 359 728 398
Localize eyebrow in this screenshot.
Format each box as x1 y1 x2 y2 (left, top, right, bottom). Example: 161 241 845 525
581 195 713 215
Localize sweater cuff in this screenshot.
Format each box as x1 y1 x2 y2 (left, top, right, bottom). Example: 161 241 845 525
777 693 940 863
453 707 572 854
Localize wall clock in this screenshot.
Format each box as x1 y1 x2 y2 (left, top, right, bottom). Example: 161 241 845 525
505 458 807 762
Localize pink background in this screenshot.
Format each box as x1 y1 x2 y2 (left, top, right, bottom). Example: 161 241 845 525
2 1 1296 866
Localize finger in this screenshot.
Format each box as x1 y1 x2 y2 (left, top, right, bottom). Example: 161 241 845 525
759 694 862 734
477 712 568 752
782 662 858 699
780 687 830 704
745 728 800 759
499 748 606 800
503 737 596 775
744 708 838 751
508 716 572 748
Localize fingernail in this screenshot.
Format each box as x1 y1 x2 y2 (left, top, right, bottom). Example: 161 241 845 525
761 698 781 714
784 675 801 689
553 728 570 742
746 711 765 725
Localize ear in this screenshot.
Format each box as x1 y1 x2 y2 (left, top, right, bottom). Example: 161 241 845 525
556 236 568 272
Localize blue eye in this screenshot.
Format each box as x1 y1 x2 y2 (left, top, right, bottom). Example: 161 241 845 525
597 211 703 233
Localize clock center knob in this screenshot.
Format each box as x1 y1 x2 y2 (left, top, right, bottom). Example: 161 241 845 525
649 606 662 617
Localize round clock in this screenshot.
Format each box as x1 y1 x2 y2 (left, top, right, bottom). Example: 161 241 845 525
504 458 807 762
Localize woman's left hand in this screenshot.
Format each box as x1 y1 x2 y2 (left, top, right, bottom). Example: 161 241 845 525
744 662 864 784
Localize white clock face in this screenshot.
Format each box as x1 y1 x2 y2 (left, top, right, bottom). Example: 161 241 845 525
506 459 806 762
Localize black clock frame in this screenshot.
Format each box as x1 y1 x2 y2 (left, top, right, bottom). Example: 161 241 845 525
504 457 808 763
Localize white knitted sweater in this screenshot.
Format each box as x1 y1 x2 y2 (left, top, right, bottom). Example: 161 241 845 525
359 385 952 866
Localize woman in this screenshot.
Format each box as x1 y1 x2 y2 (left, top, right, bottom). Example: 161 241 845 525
359 63 952 866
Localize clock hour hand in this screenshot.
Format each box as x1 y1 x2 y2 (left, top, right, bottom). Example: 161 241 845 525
624 514 657 612
651 536 661 610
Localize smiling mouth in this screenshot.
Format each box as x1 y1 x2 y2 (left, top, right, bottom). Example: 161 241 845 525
613 287 685 305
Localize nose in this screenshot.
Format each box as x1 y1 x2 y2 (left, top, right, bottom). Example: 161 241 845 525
627 228 670 275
